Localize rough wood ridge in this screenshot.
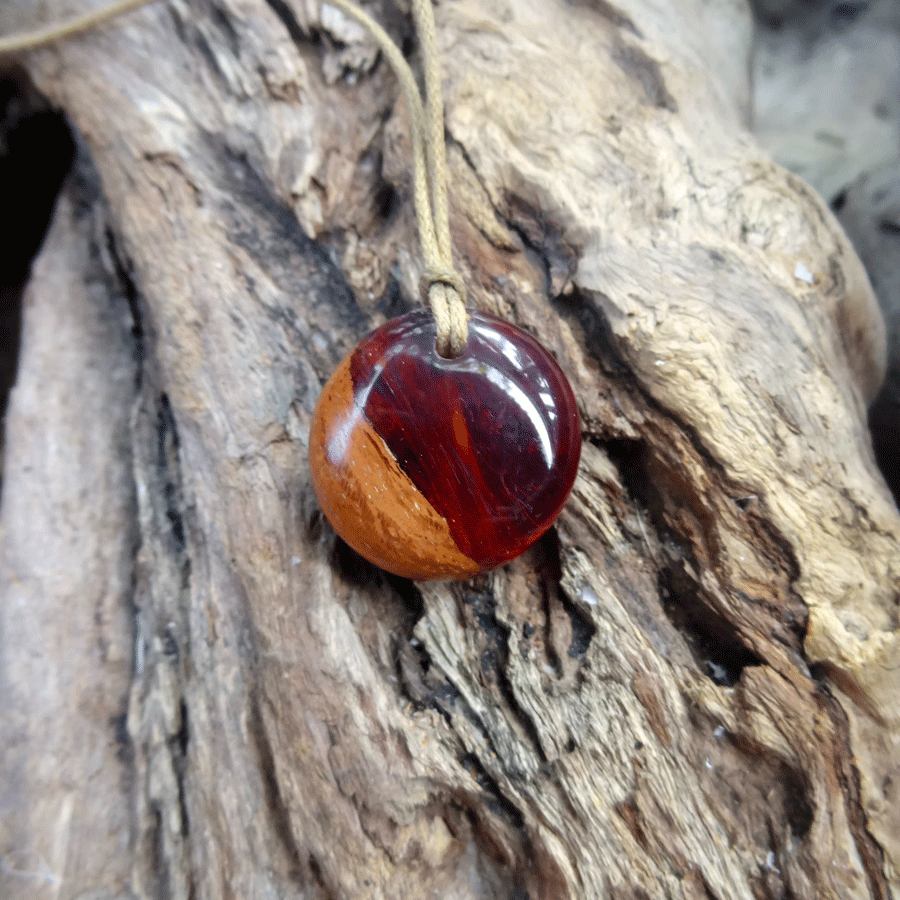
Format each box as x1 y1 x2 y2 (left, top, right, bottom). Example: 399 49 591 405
1 0 897 898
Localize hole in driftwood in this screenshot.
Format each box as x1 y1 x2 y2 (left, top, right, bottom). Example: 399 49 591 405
0 68 75 440
600 429 769 685
781 764 814 838
330 537 383 586
869 377 900 505
531 527 597 664
373 178 400 222
660 567 764 687
329 532 426 626
830 189 848 212
603 437 652 506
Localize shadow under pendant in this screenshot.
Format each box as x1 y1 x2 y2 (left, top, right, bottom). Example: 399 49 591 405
310 309 581 579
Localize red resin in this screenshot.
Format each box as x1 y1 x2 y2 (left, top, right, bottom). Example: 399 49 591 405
349 309 581 568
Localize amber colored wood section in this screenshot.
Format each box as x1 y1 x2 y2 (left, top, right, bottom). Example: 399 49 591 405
1 0 898 898
310 353 482 579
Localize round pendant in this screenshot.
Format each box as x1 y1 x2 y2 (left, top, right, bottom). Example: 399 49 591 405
309 309 581 580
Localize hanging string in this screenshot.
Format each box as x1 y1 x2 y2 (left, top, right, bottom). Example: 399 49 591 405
0 0 160 55
0 0 469 355
323 0 468 356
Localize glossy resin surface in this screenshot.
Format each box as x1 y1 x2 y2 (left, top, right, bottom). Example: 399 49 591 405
310 309 581 579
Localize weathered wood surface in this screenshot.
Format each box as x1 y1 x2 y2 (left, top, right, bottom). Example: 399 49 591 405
1 0 898 898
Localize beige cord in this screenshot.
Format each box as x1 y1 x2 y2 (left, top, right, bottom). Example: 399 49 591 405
324 0 468 356
0 0 469 355
410 0 467 356
0 0 161 55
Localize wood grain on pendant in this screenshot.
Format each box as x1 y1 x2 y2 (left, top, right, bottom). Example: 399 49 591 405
309 358 482 580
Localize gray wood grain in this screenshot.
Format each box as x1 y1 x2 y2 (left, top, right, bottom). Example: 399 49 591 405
1 1 898 897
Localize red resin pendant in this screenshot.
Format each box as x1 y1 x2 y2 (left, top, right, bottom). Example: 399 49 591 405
310 310 581 580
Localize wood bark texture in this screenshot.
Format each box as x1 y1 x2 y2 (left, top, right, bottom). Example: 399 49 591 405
1 0 898 898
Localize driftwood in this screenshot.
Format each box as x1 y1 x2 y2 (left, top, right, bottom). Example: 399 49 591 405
1 0 898 897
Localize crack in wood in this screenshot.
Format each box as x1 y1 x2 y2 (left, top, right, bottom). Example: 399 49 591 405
819 686 890 900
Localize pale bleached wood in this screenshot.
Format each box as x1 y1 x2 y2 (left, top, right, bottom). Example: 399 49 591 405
0 181 137 898
1 0 898 898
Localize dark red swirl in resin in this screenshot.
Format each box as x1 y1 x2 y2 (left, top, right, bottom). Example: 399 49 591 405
349 309 581 568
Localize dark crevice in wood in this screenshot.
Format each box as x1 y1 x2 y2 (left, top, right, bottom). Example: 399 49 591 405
375 276 407 320
307 853 338 900
535 528 596 661
564 0 641 36
149 805 169 900
305 505 323 542
567 290 808 659
783 774 814 840
609 38 678 112
820 685 890 900
660 566 764 687
460 754 526 831
209 3 242 58
0 68 75 454
247 694 306 889
264 0 412 62
603 437 651 505
103 223 146 387
373 176 401 223
169 699 192 862
396 632 466 727
503 193 580 299
208 138 369 375
156 394 188 555
330 537 386 586
465 589 549 765
561 585 596 659
127 378 196 895
868 374 900 505
0 68 75 285
830 2 870 25
110 710 132 767
551 286 643 380
385 572 424 620
535 539 563 678
830 188 848 212
263 0 310 46
614 798 648 849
